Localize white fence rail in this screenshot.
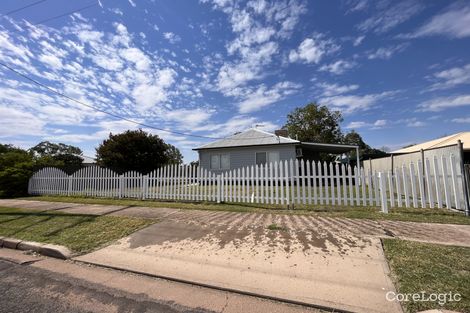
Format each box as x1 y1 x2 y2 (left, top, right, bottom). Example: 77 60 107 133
28 156 469 213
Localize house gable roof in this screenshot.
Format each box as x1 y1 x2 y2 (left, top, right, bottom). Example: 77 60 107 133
193 128 299 150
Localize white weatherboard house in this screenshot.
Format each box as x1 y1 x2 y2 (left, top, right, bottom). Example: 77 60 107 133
193 128 359 173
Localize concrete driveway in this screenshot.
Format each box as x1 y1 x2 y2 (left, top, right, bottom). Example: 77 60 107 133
75 211 402 313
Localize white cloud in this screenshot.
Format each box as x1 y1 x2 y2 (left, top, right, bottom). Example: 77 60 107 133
38 54 63 70
317 82 359 97
357 0 424 34
92 54 123 71
120 47 151 71
406 4 470 39
0 106 45 137
44 133 97 143
427 63 470 91
128 0 136 7
346 121 367 129
406 119 425 127
353 35 365 46
367 44 407 60
238 81 301 113
206 0 306 92
320 91 394 114
289 35 339 64
132 68 177 112
165 108 213 128
217 41 278 91
347 0 368 13
110 8 123 15
452 117 470 123
163 32 181 44
319 59 356 75
346 119 387 129
418 94 470 112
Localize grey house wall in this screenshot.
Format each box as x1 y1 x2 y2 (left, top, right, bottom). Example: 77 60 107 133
198 144 297 174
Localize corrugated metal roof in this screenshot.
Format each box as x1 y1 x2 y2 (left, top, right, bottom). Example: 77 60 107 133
193 128 299 150
392 132 470 153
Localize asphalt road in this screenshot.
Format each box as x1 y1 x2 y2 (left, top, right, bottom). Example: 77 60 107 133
0 259 212 313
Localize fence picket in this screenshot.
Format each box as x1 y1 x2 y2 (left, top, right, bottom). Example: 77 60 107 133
360 167 366 206
301 159 306 205
306 161 312 205
409 163 418 208
279 162 285 205
318 162 323 205
289 159 295 206
388 170 394 207
295 159 301 205
441 156 451 208
284 161 290 205
323 162 329 205
342 164 348 206
274 162 279 205
424 159 434 208
354 166 360 206
432 157 443 208
312 161 318 205
402 166 410 207
417 160 426 208
449 155 460 211
348 165 353 206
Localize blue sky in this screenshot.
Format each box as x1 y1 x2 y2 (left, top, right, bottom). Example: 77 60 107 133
0 0 469 161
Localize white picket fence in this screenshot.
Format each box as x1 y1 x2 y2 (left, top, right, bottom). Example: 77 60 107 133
28 156 468 213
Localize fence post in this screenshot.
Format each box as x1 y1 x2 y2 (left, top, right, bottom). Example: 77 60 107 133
118 175 123 199
217 174 221 203
67 175 72 196
378 172 388 213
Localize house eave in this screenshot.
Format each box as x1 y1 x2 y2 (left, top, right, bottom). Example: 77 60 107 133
193 142 298 151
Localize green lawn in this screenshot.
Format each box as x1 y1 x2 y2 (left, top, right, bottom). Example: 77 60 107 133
18 195 470 225
0 207 154 253
383 239 470 313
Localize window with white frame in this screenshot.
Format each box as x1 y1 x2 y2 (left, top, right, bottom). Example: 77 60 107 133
256 151 280 165
210 153 230 169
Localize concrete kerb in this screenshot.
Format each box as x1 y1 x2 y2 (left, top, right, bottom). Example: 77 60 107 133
73 258 355 313
0 237 71 259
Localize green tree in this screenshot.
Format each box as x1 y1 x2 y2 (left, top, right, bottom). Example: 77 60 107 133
96 129 182 173
343 130 369 150
30 141 83 173
30 141 82 156
165 143 183 164
343 130 388 161
0 145 35 197
284 103 343 144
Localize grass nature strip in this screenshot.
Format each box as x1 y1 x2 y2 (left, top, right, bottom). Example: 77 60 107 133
0 207 154 253
18 195 470 225
383 239 470 313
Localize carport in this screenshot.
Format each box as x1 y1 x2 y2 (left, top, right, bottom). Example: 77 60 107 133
298 142 360 166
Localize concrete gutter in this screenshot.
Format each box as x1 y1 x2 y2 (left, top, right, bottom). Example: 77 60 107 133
0 236 72 259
